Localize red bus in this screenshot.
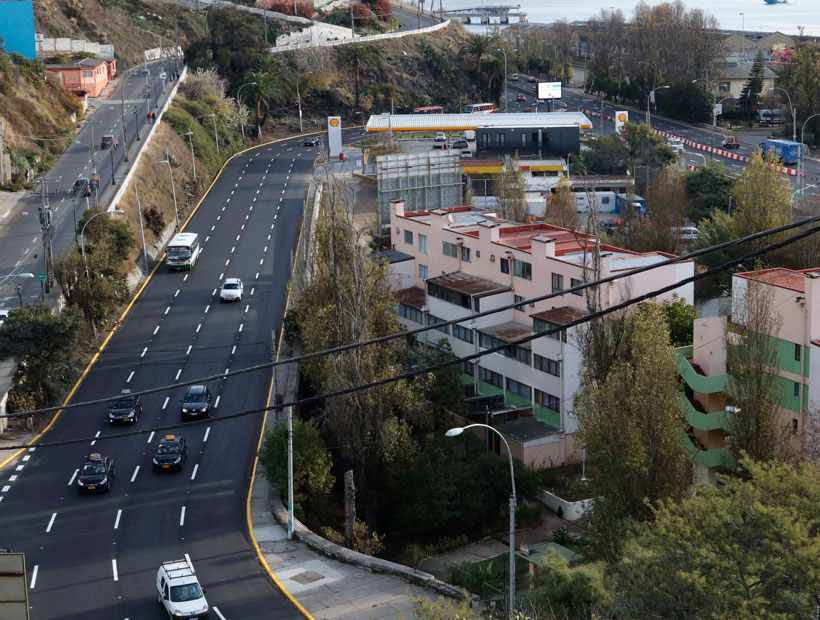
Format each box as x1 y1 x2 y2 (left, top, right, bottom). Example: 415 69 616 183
412 106 444 114
464 102 495 113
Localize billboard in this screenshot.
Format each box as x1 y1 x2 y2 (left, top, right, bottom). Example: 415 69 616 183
328 116 342 159
537 81 562 100
0 1 36 59
614 111 629 135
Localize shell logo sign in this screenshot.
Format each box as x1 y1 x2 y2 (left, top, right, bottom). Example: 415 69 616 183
327 116 342 158
615 111 629 135
329 118 340 127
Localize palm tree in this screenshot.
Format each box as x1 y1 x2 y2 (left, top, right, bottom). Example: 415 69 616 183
337 44 374 109
460 34 491 77
241 70 283 138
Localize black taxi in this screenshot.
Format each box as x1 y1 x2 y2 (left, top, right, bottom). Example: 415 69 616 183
152 435 188 471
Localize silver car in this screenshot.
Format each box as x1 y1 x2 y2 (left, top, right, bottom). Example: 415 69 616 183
219 277 243 302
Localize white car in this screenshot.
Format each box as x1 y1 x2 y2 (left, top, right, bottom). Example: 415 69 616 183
0 308 10 328
156 559 209 619
667 138 685 154
434 132 447 142
219 278 243 302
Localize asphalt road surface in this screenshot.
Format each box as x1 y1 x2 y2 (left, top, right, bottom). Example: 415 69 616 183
0 60 180 308
0 134 326 619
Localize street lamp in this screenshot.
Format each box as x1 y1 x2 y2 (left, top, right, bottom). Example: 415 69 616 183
133 179 149 274
496 48 508 112
189 114 219 158
791 184 818 207
799 113 820 199
0 273 34 307
168 131 196 183
646 86 670 127
767 87 797 143
446 424 517 615
297 71 313 133
149 160 179 230
81 210 124 279
236 81 257 142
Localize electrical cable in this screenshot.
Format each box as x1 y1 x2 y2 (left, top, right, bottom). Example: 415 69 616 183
4 208 817 419
5 219 819 445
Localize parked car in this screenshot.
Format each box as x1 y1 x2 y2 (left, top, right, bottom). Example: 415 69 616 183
434 132 447 142
517 94 527 102
432 143 449 150
452 139 469 149
0 308 10 328
100 135 118 149
460 150 473 159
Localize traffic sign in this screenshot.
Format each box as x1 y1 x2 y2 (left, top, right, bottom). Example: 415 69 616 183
38 273 46 281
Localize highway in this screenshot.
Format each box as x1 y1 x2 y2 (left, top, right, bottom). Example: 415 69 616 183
0 134 325 619
0 60 178 308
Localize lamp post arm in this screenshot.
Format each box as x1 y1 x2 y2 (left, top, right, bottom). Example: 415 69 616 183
459 423 516 499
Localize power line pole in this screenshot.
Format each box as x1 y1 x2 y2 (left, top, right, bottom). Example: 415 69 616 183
38 177 57 295
120 79 129 162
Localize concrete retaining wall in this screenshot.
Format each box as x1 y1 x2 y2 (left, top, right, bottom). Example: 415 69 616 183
538 490 593 522
272 18 450 52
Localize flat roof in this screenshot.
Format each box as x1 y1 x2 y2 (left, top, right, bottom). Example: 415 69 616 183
496 416 561 443
395 286 426 308
371 249 414 264
45 57 108 69
735 267 806 292
427 272 509 297
531 305 588 325
480 320 533 344
366 111 593 132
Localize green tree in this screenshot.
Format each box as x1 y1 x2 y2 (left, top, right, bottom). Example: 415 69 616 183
692 209 739 298
521 552 610 620
575 303 691 560
622 122 677 174
206 6 268 88
259 418 333 517
240 70 283 138
0 304 83 410
660 294 698 347
460 33 492 78
409 339 467 423
495 156 529 223
738 50 765 115
684 160 736 223
577 134 630 175
337 44 375 109
779 41 820 147
612 458 820 619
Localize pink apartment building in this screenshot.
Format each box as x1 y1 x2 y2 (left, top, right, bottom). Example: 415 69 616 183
45 57 117 98
386 199 694 469
680 267 820 477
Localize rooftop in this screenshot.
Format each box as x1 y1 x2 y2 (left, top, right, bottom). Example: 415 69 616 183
44 57 108 69
366 111 593 132
496 415 561 443
531 305 588 325
371 249 414 264
735 267 806 292
481 320 533 343
395 286 426 308
718 62 778 80
427 272 510 297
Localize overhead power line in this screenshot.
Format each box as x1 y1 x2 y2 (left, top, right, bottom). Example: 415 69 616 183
3 213 819 419
4 220 819 440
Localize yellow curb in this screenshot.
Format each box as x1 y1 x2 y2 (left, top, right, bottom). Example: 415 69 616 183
245 179 315 620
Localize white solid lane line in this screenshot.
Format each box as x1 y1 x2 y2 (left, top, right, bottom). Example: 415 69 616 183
162 397 169 409
179 506 186 527
68 469 78 486
29 565 38 589
213 607 228 620
147 431 155 443
90 431 101 446
203 427 211 442
190 464 199 481
112 559 119 582
46 513 57 533
114 509 122 529
130 465 140 482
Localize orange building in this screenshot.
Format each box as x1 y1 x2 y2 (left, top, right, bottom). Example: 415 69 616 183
45 57 117 98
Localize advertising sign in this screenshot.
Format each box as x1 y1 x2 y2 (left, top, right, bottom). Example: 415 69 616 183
328 116 342 159
713 103 723 117
614 111 629 136
537 81 562 100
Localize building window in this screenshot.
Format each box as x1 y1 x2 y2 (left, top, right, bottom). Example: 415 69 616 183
521 133 528 147
82 70 93 78
570 278 583 296
533 318 567 342
404 230 413 245
795 343 802 362
461 360 475 376
552 273 564 293
419 264 428 280
479 333 531 364
419 233 428 254
534 354 561 377
499 133 506 147
513 259 532 280
453 323 474 343
506 378 531 400
428 314 449 334
443 241 458 258
482 133 490 148
479 366 503 388
398 304 423 324
428 282 472 309
794 381 800 399
461 246 471 262
535 389 561 412
514 294 525 310
601 197 610 204
500 257 510 274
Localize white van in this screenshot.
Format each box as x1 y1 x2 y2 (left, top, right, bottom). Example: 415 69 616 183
463 130 476 142
667 138 684 154
674 226 700 241
156 558 209 618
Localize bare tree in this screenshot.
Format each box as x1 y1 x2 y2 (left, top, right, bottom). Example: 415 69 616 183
546 176 579 229
643 166 689 254
494 156 529 223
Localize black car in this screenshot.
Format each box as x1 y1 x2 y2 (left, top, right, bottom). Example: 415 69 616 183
181 385 212 421
152 435 188 471
108 389 142 424
72 177 91 197
304 136 320 147
77 454 115 493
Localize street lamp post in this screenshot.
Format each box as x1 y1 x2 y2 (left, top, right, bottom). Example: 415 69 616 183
133 180 149 274
646 86 670 128
791 184 818 208
168 131 196 183
149 160 180 230
496 48 508 112
800 113 820 199
767 87 797 143
189 114 219 159
80 210 124 279
236 81 257 142
296 72 313 133
446 424 517 615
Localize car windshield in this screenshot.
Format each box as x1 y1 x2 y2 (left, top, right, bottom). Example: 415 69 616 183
112 397 134 409
223 283 239 290
167 246 192 259
156 443 180 455
186 393 207 403
170 583 203 603
82 462 106 475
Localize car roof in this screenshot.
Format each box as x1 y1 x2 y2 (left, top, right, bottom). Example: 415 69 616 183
159 434 183 444
160 560 199 584
223 277 241 285
186 385 207 394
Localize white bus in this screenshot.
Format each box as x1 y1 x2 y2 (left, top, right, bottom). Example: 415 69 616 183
464 102 495 113
166 233 201 271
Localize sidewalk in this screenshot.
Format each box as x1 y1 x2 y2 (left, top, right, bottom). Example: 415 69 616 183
248 354 435 620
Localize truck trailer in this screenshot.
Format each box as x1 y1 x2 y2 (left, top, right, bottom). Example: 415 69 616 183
760 139 803 165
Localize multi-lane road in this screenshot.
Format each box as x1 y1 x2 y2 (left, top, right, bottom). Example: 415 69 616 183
0 134 326 619
0 60 177 308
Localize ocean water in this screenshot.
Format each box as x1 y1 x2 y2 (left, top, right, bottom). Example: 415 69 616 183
438 0 820 36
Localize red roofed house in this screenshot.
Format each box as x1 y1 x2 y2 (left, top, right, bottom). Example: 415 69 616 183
45 57 117 98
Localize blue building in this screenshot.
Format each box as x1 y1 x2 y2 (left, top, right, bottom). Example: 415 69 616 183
0 1 36 59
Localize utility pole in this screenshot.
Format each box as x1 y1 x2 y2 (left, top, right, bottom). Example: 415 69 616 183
287 405 294 540
0 116 6 185
38 177 57 294
120 80 129 162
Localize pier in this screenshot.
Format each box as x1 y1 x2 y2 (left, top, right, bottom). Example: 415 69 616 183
440 5 528 24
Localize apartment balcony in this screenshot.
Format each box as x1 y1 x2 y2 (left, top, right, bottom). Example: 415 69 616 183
675 345 729 395
682 436 737 471
682 394 735 433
